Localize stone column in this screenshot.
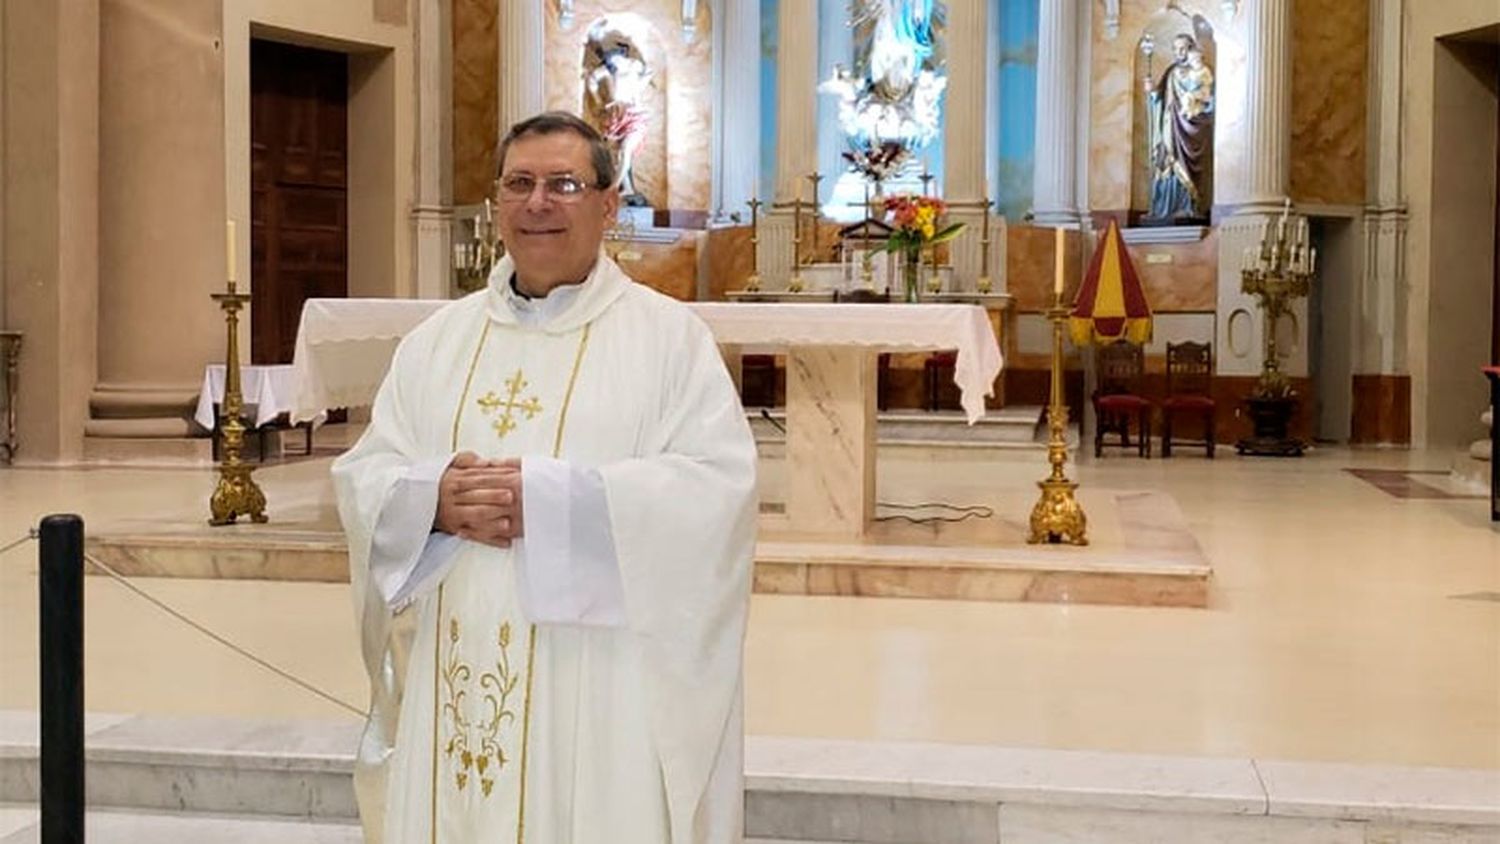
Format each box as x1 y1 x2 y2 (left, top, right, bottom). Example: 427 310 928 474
1359 0 1407 377
760 0 819 284
941 0 990 287
1217 0 1297 378
1031 0 1080 226
713 0 760 222
412 0 453 300
2 0 99 462
1240 0 1293 211
497 0 545 133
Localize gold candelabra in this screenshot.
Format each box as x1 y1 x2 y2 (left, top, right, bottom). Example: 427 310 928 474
1241 201 1314 400
455 199 500 293
209 262 268 526
806 172 823 261
745 196 763 291
860 183 876 290
787 194 807 293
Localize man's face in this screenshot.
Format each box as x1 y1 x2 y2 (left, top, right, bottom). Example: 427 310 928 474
1173 38 1191 63
495 132 619 293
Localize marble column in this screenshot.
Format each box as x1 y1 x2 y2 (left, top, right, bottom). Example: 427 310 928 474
497 0 545 133
1217 0 1297 377
1239 0 1293 211
942 0 990 287
785 347 877 538
761 0 819 284
2 0 99 461
1031 0 1080 227
1359 0 1407 377
412 0 453 300
713 0 760 222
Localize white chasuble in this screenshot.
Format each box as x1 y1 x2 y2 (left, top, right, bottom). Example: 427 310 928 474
332 254 758 843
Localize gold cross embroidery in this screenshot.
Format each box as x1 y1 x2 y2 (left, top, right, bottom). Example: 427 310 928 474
475 370 543 439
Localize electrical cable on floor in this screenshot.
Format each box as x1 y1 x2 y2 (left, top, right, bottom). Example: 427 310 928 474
874 501 994 525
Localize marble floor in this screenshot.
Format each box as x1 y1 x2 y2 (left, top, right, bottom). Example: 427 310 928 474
0 442 1496 772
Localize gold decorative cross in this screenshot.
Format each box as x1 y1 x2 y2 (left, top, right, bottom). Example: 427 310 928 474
476 370 543 439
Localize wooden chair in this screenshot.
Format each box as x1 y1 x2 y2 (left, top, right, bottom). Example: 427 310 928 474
1162 341 1216 458
1092 341 1152 458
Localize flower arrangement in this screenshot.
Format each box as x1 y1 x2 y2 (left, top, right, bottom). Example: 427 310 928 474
880 195 965 302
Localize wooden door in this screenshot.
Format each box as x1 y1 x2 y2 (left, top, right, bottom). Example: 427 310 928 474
250 39 348 364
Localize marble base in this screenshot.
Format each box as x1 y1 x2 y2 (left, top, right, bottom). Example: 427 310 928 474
3 713 1496 843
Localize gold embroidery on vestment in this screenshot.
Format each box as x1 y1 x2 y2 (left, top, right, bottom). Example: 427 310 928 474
440 618 521 798
476 370 544 439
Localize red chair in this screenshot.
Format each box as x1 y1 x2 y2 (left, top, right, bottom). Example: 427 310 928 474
1092 341 1152 458
1162 341 1216 458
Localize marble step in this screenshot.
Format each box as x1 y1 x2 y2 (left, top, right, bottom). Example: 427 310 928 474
0 807 838 844
2 712 1497 844
748 406 1048 447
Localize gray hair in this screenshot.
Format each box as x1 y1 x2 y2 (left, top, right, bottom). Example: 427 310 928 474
496 111 618 190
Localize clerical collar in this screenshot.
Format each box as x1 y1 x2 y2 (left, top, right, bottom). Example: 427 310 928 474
505 272 584 326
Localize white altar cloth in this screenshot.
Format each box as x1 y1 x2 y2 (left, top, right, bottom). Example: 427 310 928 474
290 298 1002 424
194 364 321 430
688 303 1000 422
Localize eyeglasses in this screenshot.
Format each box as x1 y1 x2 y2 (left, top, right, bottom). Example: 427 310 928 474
498 173 595 203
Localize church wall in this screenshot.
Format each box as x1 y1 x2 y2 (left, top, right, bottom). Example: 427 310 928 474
542 1 714 213
1289 0 1367 207
97 0 225 390
452 0 498 205
1087 0 1248 216
2 0 100 462
1402 0 1500 447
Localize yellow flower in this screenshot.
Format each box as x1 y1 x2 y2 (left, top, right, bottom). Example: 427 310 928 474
922 222 936 239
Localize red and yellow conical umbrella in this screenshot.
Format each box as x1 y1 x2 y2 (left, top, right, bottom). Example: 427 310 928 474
1069 219 1153 347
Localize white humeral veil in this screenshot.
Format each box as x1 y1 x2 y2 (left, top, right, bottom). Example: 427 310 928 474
332 254 757 842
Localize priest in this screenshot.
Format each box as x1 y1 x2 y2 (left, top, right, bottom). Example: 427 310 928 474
332 111 758 843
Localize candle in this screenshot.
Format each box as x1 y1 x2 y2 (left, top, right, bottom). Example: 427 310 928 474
1054 227 1066 297
1310 246 1318 275
226 220 236 283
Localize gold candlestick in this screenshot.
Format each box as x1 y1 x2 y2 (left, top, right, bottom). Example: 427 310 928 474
745 196 763 292
806 171 823 261
1027 296 1088 545
209 275 268 526
788 190 806 293
976 195 993 294
860 183 875 289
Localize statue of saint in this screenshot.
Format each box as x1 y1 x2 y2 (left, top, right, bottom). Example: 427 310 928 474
582 22 652 205
1143 33 1214 223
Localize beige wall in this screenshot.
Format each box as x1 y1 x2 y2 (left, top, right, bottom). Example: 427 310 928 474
2 0 101 462
1403 0 1500 447
1289 0 1367 207
452 0 497 205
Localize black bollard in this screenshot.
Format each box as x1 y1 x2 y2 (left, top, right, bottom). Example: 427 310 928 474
39 514 85 843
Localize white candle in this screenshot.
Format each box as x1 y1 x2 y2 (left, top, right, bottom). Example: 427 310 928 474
1054 227 1066 297
226 220 236 283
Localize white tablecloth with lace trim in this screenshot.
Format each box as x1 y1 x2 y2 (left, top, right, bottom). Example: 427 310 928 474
290 298 1002 424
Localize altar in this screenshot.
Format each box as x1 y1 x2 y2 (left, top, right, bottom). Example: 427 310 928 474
290 298 1002 540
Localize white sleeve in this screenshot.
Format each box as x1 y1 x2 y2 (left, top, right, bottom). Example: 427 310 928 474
369 453 463 610
513 456 627 627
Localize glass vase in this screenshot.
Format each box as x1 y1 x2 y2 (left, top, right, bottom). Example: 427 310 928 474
901 249 922 304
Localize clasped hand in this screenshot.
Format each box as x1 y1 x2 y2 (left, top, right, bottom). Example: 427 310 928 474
434 451 524 548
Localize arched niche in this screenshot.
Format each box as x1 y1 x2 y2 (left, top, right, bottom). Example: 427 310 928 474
578 13 670 209
1129 9 1216 224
